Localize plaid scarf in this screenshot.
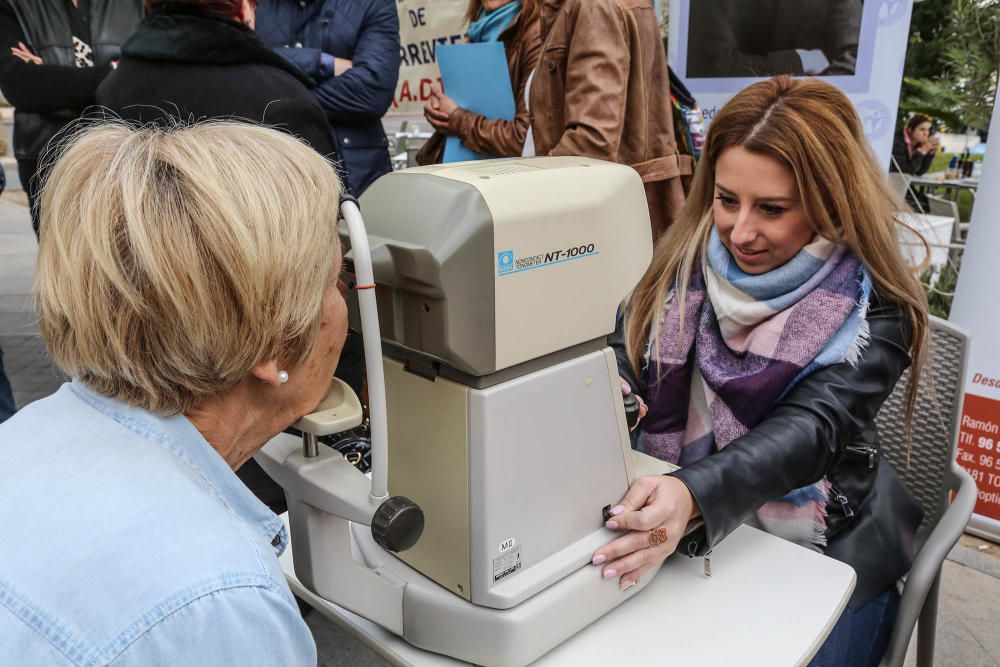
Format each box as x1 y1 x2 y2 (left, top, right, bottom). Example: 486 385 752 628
643 228 872 550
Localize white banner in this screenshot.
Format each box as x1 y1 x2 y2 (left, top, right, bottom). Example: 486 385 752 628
949 99 1000 542
391 0 468 114
667 0 914 169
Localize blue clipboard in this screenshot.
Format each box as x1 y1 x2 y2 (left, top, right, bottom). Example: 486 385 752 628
436 42 516 162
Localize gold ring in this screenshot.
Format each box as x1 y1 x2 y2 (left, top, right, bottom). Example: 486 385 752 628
648 527 669 548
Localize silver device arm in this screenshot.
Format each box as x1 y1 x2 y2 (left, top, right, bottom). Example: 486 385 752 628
341 199 389 502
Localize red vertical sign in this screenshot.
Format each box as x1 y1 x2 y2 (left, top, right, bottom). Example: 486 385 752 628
957 393 1000 522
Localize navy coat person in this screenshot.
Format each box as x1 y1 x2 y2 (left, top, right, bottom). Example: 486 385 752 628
257 0 400 195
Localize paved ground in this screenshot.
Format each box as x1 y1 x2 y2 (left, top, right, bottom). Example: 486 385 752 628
1 193 997 666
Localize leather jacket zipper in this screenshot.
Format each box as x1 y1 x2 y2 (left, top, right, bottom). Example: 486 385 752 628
831 485 855 518
846 445 878 469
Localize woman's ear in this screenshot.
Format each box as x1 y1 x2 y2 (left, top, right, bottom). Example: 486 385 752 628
251 359 283 386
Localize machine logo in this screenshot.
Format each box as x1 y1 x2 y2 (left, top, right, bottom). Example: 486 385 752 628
497 250 515 274
495 243 599 277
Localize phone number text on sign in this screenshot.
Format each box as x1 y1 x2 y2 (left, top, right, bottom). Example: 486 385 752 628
958 394 1000 519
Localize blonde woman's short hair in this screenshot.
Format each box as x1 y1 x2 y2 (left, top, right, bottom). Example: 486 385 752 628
35 121 342 414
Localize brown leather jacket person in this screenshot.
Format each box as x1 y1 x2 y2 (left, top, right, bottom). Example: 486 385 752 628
530 0 688 240
417 3 542 163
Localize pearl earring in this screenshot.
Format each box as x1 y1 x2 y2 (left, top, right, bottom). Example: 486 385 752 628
278 370 289 384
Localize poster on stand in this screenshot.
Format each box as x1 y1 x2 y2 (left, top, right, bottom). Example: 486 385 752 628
667 0 914 169
391 0 468 115
949 99 1000 543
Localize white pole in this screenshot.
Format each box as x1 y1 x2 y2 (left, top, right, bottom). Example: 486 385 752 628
340 200 390 502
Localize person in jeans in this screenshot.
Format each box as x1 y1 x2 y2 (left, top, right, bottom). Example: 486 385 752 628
599 77 927 667
0 121 351 663
0 346 14 423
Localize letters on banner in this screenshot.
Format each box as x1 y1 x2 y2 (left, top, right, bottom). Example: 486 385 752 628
392 0 468 114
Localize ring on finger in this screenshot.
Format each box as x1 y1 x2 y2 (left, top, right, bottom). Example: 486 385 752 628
647 526 669 548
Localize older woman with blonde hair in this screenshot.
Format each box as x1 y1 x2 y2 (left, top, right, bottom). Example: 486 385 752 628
0 122 347 664
599 77 928 667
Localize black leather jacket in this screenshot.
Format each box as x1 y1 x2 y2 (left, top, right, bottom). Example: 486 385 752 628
0 0 142 160
612 293 924 609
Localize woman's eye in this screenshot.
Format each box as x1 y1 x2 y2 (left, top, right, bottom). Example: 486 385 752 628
759 204 786 216
716 194 738 208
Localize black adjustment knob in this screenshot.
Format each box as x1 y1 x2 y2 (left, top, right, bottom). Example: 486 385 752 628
372 496 424 552
623 392 640 430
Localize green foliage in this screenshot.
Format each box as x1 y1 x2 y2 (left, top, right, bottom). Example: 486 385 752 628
922 258 961 320
944 0 1000 131
900 0 1000 132
905 0 955 81
899 77 966 129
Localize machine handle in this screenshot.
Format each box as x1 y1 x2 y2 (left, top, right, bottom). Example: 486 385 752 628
340 198 390 502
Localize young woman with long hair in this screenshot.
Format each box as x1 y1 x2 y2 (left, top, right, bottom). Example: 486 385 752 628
598 76 929 666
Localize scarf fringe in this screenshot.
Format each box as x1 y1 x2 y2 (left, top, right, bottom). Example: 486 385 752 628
812 479 832 550
843 274 873 368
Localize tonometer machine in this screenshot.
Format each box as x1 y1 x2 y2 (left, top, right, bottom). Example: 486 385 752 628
256 157 660 666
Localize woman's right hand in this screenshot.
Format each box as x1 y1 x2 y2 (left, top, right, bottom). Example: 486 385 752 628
591 475 698 590
333 57 352 76
11 42 42 64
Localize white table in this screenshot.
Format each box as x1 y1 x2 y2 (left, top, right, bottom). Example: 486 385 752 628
908 173 979 198
279 519 856 667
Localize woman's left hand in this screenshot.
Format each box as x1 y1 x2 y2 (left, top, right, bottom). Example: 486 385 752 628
424 82 459 133
591 475 699 590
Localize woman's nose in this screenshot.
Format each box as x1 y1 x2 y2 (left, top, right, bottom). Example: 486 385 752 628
729 207 758 245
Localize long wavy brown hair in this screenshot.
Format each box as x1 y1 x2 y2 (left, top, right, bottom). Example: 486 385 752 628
464 0 539 27
626 76 929 427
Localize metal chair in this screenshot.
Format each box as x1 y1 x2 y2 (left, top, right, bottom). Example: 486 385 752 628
925 194 968 242
888 172 913 200
924 194 965 270
876 317 978 667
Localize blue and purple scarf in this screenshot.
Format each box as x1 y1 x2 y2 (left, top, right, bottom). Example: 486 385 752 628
643 228 872 550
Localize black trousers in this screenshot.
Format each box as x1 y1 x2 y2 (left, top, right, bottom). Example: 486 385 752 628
17 157 40 238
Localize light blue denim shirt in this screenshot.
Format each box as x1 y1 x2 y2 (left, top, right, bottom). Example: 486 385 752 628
0 381 316 666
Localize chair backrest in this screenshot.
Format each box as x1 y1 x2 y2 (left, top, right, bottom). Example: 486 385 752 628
888 172 912 199
925 194 959 222
874 317 969 534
